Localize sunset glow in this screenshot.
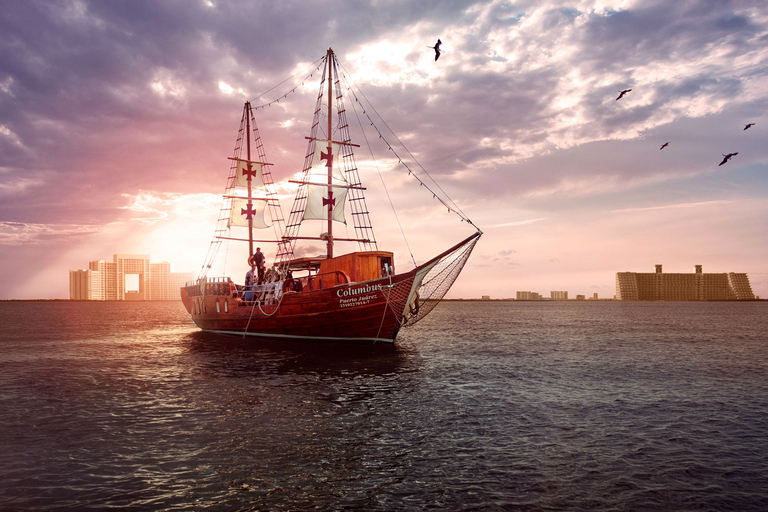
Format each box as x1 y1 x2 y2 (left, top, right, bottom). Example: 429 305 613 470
1 1 767 299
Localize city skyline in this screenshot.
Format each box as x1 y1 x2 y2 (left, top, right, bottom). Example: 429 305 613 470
2 1 767 300
508 264 757 300
69 253 194 301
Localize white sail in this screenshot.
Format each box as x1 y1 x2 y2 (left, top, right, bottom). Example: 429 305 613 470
303 184 348 223
302 142 347 223
233 159 264 189
229 198 269 228
309 142 345 182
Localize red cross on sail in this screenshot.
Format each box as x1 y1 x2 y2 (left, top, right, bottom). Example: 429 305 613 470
321 145 333 168
229 198 269 228
233 159 265 189
303 142 347 223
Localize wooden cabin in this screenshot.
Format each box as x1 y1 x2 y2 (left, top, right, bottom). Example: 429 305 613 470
319 251 394 283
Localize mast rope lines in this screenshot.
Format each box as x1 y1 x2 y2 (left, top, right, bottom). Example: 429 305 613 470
373 273 396 343
242 282 287 338
336 59 479 232
248 57 325 111
342 67 418 267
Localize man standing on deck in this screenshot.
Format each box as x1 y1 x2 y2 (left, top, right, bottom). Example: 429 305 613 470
244 264 256 300
249 247 266 284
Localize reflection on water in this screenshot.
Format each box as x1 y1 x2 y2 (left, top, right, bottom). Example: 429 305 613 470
184 329 411 378
1 300 767 510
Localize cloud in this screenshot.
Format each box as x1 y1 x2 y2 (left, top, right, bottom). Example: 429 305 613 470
0 221 102 246
1 0 767 298
611 199 734 214
486 218 548 228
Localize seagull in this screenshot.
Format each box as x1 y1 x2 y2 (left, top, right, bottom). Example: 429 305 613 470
660 142 669 150
428 39 442 61
718 152 738 166
616 89 631 100
744 123 755 130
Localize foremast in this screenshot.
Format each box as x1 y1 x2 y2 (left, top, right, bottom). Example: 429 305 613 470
197 102 291 280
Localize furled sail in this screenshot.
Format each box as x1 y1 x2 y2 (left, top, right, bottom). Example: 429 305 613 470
229 198 270 228
302 142 348 224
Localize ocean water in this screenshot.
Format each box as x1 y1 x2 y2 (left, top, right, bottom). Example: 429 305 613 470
1 300 767 511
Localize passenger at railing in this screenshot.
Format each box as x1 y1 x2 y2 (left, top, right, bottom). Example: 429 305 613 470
265 264 278 283
244 264 256 300
286 270 302 292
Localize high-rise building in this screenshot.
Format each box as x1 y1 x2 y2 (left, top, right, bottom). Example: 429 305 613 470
115 254 151 300
615 264 755 300
69 254 194 300
88 260 117 300
69 269 103 300
550 290 568 300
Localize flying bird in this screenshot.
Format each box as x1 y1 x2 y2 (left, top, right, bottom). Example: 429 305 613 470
660 142 669 150
744 123 755 130
718 152 738 166
616 89 631 100
428 39 442 61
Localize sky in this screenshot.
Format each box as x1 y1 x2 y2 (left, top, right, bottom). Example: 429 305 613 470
1 0 767 300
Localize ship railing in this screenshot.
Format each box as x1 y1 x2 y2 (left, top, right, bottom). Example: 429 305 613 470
239 280 283 310
183 277 235 298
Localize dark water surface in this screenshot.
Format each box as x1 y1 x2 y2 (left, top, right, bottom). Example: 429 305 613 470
1 300 767 511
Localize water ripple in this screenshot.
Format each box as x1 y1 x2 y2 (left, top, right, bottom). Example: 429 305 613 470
1 300 767 510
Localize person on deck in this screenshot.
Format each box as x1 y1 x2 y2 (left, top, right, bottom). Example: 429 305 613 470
244 264 256 300
265 264 278 283
249 247 266 284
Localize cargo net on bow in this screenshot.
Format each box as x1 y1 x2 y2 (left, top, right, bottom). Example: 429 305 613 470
403 233 480 326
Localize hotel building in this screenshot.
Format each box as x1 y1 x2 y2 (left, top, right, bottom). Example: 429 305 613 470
69 254 194 301
615 264 755 301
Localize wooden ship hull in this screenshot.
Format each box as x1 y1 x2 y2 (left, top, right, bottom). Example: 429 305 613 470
181 270 415 343
181 49 481 344
181 233 480 343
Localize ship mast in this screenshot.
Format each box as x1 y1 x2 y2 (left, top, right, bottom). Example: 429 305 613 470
280 48 377 263
325 48 334 258
245 101 254 258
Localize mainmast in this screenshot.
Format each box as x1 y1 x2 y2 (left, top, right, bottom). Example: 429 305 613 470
280 47 378 264
325 48 334 258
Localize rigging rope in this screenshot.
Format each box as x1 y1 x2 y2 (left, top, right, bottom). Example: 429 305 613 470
344 75 418 268
248 57 325 111
374 278 395 343
336 60 479 231
242 281 287 338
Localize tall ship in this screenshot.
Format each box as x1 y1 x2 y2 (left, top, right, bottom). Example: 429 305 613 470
181 48 481 343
